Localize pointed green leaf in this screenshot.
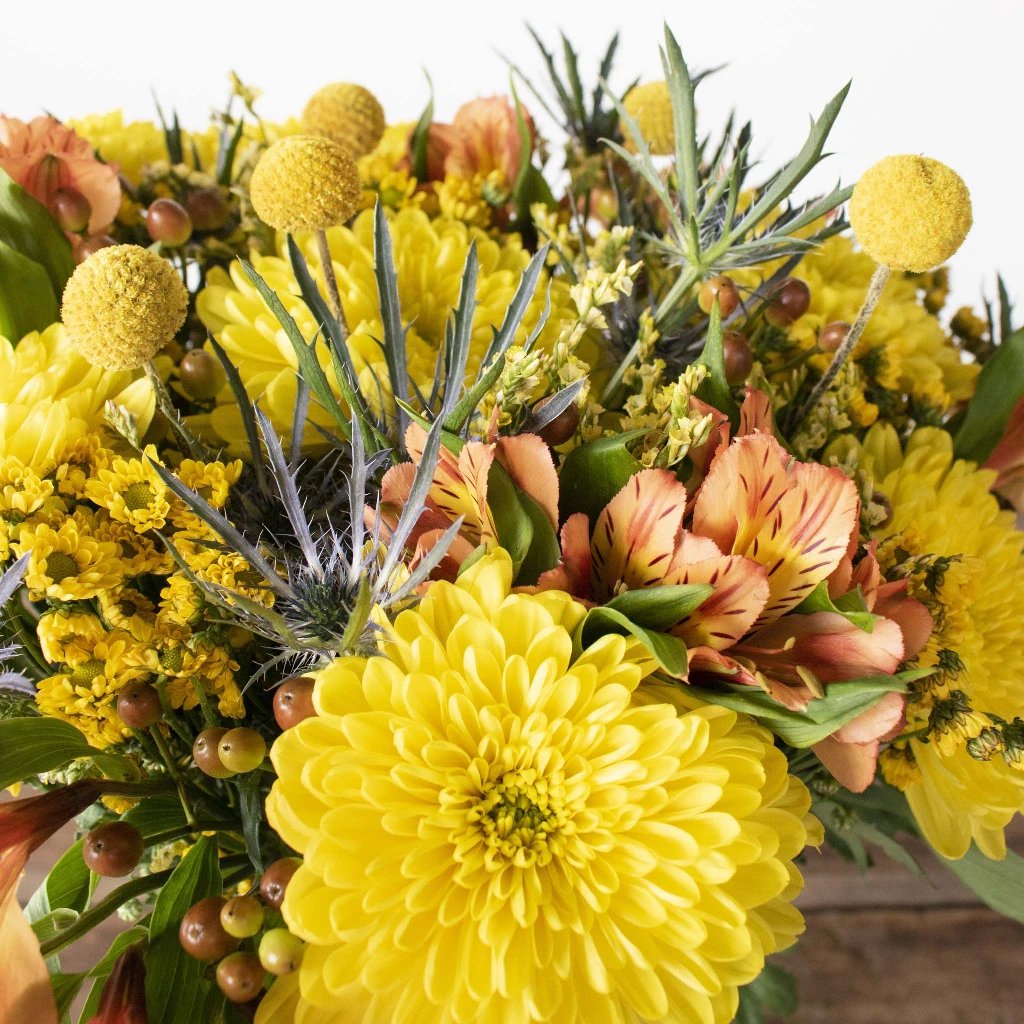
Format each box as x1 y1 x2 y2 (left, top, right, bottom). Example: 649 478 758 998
578 606 689 676
0 238 57 339
794 580 878 632
954 326 1024 463
940 844 1024 924
605 584 713 631
487 464 534 573
513 489 561 586
694 300 736 417
558 429 646 522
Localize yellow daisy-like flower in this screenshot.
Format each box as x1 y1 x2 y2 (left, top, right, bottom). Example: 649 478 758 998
171 458 243 520
857 425 1024 859
0 324 154 475
35 631 153 748
90 510 170 577
85 444 171 533
36 609 107 665
850 155 972 272
622 81 675 155
264 551 816 1024
15 517 123 601
61 245 188 371
97 587 158 643
0 456 53 519
153 628 244 718
196 207 579 449
787 235 977 414
159 572 207 630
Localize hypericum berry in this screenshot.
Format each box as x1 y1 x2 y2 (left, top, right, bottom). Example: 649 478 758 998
146 198 193 247
193 727 235 779
179 897 240 962
73 233 115 263
220 894 264 939
818 321 851 353
49 188 92 233
722 331 754 385
273 677 317 731
215 951 265 1003
765 277 811 327
116 681 162 729
258 928 305 976
698 275 740 318
217 728 267 774
532 397 581 448
259 857 301 910
179 349 226 402
186 188 230 232
82 821 144 877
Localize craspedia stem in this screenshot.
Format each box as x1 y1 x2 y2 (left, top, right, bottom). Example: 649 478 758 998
794 263 890 428
316 229 349 341
144 361 217 460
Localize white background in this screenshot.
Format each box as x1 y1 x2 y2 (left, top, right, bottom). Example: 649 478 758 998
2 0 1021 315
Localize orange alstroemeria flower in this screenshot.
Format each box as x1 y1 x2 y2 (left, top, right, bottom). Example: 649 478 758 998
0 115 120 234
87 945 148 1024
984 394 1024 512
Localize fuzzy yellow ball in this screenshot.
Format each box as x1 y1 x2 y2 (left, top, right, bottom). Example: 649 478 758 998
850 155 972 273
61 244 187 370
249 135 361 234
622 81 675 156
301 82 386 158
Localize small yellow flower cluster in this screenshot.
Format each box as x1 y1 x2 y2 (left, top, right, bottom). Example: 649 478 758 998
1 416 254 747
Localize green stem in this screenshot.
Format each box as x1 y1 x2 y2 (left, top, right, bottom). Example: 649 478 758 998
652 265 701 332
98 779 178 799
150 726 197 828
792 263 890 428
316 230 348 340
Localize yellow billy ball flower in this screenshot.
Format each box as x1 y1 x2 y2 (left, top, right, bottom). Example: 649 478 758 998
249 135 361 233
264 550 817 1024
302 82 386 158
61 244 188 370
622 80 675 155
850 155 972 272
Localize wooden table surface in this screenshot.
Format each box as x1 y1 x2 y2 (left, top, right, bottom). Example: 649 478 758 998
13 813 1024 1023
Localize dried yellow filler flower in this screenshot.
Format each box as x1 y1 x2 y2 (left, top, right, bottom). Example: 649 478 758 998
249 135 361 233
61 245 188 370
850 155 972 272
301 82 386 158
622 80 674 155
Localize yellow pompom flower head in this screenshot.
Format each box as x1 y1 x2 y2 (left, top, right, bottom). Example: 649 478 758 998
621 80 674 155
301 82 386 158
796 153 972 429
60 244 187 371
263 551 818 1024
249 134 361 330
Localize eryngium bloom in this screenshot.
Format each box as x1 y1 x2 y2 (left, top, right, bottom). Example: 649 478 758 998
265 550 817 1024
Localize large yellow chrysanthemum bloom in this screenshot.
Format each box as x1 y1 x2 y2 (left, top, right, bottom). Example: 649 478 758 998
196 207 579 449
790 235 977 415
264 550 817 1024
852 425 1024 859
0 324 154 474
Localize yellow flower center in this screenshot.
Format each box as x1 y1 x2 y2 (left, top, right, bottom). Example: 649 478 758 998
70 659 104 687
45 551 79 584
124 481 155 511
468 767 569 869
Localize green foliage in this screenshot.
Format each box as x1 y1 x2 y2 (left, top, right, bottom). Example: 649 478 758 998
576 606 690 677
605 584 713 631
694 301 737 419
794 581 877 632
940 845 1024 924
558 429 646 522
954 326 1024 463
736 963 799 1023
0 238 58 339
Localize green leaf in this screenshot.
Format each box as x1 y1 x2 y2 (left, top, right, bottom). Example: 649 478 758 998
0 717 126 789
736 962 798 1024
694 301 737 419
30 907 79 946
409 77 435 182
794 581 877 632
145 836 224 1024
121 794 189 837
558 429 646 522
0 166 74 298
49 972 86 1018
954 327 1024 463
605 584 713 631
578 606 690 676
513 490 561 587
690 672 917 747
487 464 534 573
661 25 700 220
25 838 95 924
238 771 266 873
940 844 1024 924
0 238 57 339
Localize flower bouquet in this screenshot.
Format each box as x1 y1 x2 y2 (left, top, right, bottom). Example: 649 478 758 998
1 24 1022 1024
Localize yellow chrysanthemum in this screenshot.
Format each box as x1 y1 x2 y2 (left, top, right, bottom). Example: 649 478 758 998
171 458 243 524
152 628 244 718
302 83 386 158
850 155 972 272
85 445 171 533
62 245 188 370
159 572 207 630
36 609 107 665
90 511 170 577
196 207 580 450
35 630 152 748
622 81 675 155
249 136 361 233
788 235 977 414
97 587 158 643
15 517 123 601
857 425 1024 859
0 324 154 474
264 550 816 1024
